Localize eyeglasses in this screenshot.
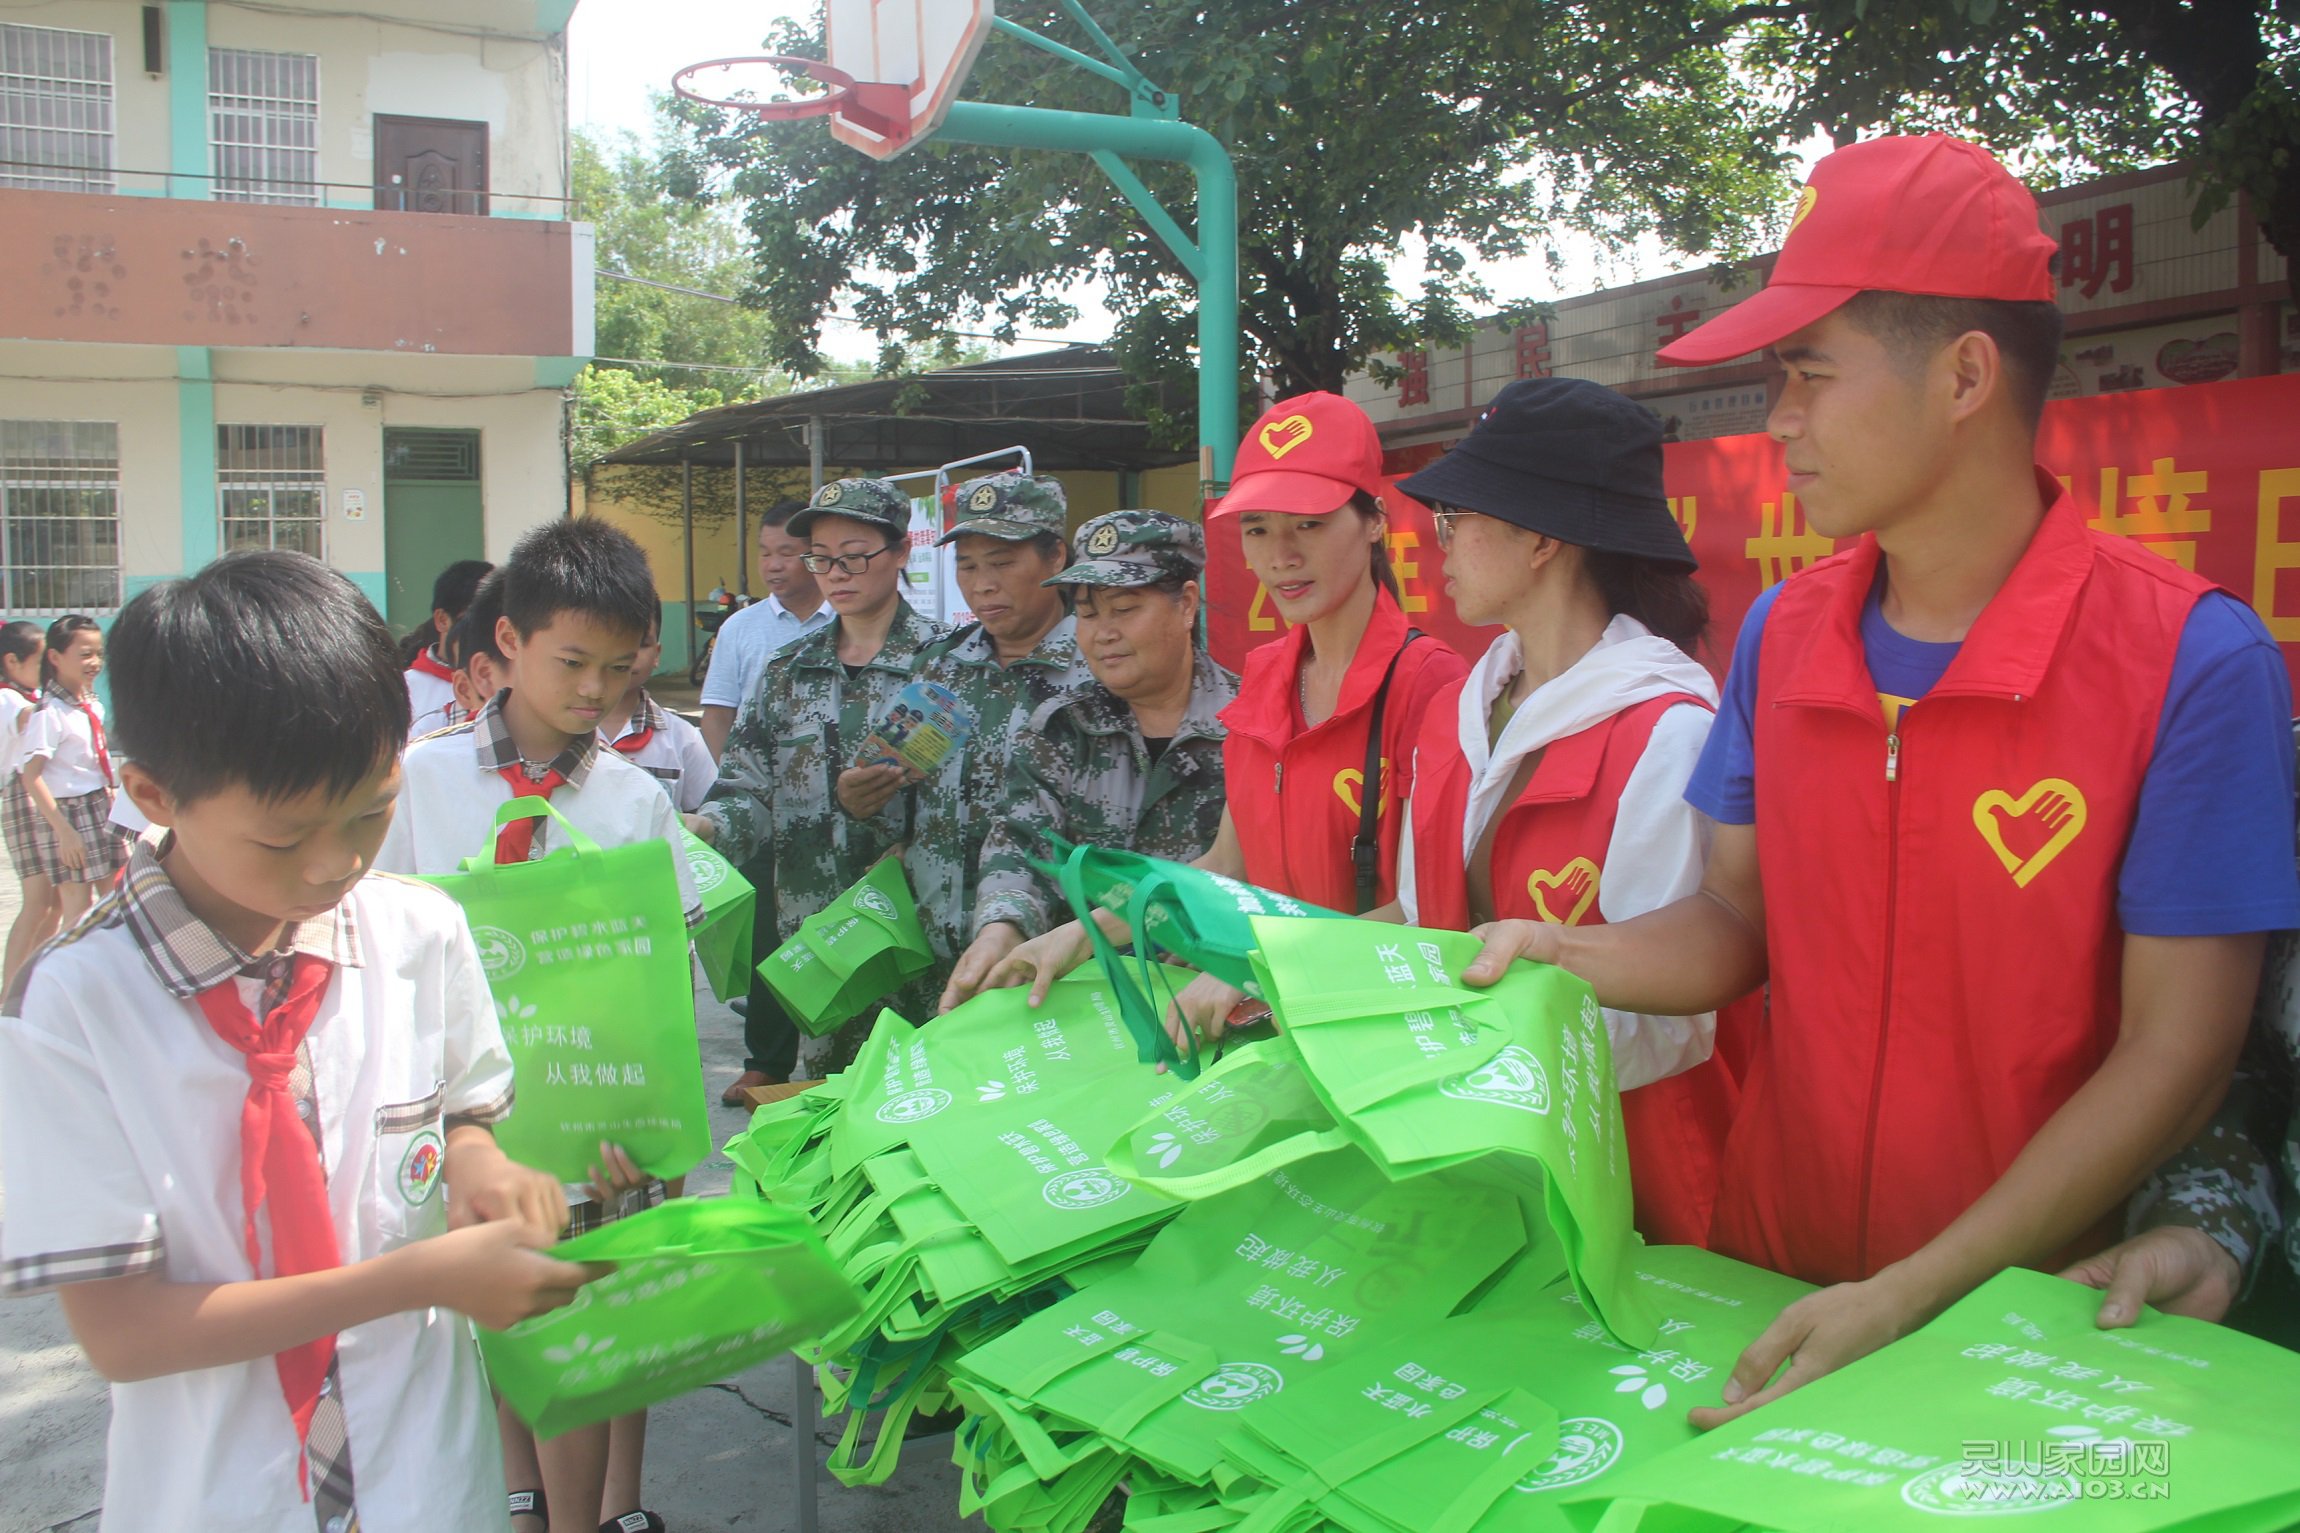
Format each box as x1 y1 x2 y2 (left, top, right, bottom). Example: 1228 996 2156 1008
1430 506 1479 550
799 544 900 575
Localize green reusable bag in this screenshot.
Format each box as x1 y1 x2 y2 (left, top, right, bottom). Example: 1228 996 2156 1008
682 832 756 1002
422 797 710 1183
481 1197 862 1437
1249 917 1655 1348
758 855 936 1035
1043 837 1349 1079
1221 1245 1812 1533
1574 1266 2300 1533
957 1148 1532 1482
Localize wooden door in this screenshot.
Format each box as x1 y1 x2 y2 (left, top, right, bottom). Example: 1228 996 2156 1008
373 116 488 216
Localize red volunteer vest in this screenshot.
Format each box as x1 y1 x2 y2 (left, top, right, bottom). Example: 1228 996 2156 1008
1409 682 1749 1246
1716 479 2211 1285
1222 587 1467 913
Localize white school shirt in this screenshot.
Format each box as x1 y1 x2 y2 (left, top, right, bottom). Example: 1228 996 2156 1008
1395 616 1719 1092
0 686 36 776
0 860 516 1533
697 593 834 714
18 689 112 797
602 694 718 813
374 719 702 919
402 653 457 742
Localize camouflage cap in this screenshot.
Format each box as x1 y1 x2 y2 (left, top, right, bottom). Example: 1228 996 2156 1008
1044 510 1206 589
938 471 1069 546
788 477 912 542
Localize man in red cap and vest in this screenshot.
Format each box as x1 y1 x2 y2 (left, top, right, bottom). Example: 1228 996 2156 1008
1464 134 2299 1420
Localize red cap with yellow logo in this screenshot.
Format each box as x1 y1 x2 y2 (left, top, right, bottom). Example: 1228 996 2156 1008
1656 134 2060 368
1209 391 1390 518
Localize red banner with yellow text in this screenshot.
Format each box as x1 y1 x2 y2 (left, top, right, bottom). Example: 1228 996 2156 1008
1206 372 2300 693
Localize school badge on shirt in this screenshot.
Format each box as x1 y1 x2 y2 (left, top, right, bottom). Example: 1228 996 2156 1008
399 1131 446 1206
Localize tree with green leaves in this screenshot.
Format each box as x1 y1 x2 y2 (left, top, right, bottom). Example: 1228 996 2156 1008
674 0 2297 450
669 1 1793 424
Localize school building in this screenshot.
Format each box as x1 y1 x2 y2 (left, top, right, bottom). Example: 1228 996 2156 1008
1347 163 2298 463
0 0 592 637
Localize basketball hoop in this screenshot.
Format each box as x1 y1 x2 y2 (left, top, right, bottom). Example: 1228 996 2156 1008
671 55 911 142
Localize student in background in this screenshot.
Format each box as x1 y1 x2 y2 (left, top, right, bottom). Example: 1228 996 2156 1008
376 519 696 1533
0 551 595 1533
0 619 56 982
18 615 131 922
404 559 495 738
698 501 830 762
602 614 716 814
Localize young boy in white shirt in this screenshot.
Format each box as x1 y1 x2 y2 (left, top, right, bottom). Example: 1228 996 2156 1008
602 614 716 813
0 551 599 1533
375 517 696 1533
403 558 494 740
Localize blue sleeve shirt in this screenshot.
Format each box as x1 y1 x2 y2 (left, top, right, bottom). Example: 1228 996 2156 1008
1686 584 2300 937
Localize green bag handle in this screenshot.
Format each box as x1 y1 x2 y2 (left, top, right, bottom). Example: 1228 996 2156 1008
1107 1115 1356 1200
1258 982 1514 1114
827 1344 945 1487
454 794 605 874
1054 842 1203 1079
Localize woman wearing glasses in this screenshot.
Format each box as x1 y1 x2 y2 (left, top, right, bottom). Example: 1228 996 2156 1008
688 476 951 1078
1388 376 1746 1245
942 393 1468 1021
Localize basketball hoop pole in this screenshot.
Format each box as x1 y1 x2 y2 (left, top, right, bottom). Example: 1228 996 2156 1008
934 98 1239 488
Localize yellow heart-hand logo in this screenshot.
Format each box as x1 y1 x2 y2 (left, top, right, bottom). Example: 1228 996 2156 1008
1526 858 1601 926
1972 779 2087 888
1259 414 1314 461
1788 184 1818 237
1331 760 1393 818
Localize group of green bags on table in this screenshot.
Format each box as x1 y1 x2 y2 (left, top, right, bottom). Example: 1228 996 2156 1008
418 806 2300 1533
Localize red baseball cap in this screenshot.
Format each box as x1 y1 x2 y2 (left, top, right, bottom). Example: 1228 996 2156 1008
1209 392 1388 518
1657 134 2059 368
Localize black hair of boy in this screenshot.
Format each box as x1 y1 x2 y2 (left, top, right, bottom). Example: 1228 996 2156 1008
458 569 509 664
109 551 411 806
759 499 807 532
431 558 495 620
499 518 658 642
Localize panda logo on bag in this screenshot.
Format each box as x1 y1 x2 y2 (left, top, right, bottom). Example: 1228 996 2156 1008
874 1088 952 1125
854 886 899 922
686 843 727 894
1183 1362 1283 1411
1041 1166 1130 1211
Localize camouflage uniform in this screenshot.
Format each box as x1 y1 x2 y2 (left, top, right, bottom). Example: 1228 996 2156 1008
699 477 950 1074
903 472 1080 967
2131 719 2299 1289
970 511 1240 938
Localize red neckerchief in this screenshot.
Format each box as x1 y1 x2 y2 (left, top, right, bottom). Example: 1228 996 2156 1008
408 646 456 683
194 953 339 1496
58 689 114 786
494 767 567 862
609 725 656 756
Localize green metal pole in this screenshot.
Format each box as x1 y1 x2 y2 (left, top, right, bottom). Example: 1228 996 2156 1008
938 101 1239 485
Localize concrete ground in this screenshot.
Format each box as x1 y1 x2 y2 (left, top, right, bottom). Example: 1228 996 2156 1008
0 830 976 1533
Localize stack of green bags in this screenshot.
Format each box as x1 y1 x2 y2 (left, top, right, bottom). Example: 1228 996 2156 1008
722 968 1204 1483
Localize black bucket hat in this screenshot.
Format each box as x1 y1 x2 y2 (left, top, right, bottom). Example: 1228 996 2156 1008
1396 377 1696 570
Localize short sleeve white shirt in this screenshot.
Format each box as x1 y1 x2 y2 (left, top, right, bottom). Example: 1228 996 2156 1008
603 695 718 814
19 690 112 797
0 860 516 1532
698 594 833 713
375 716 701 919
0 687 36 777
403 656 457 743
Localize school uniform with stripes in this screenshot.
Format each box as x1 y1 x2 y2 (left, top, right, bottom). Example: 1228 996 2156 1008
17 685 130 885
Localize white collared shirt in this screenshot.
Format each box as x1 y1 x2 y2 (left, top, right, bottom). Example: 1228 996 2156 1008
0 687 36 776
403 657 457 743
698 593 834 714
0 873 516 1532
19 690 111 798
375 724 701 918
602 696 718 814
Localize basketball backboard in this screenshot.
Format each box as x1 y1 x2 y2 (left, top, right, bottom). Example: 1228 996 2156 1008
824 0 995 160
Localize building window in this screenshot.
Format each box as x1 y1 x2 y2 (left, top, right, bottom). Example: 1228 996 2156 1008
218 425 326 557
209 47 319 204
0 421 121 615
0 23 115 193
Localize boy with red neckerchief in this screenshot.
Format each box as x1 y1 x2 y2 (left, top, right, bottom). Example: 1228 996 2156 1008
0 553 596 1533
1464 134 2298 1419
403 559 494 741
